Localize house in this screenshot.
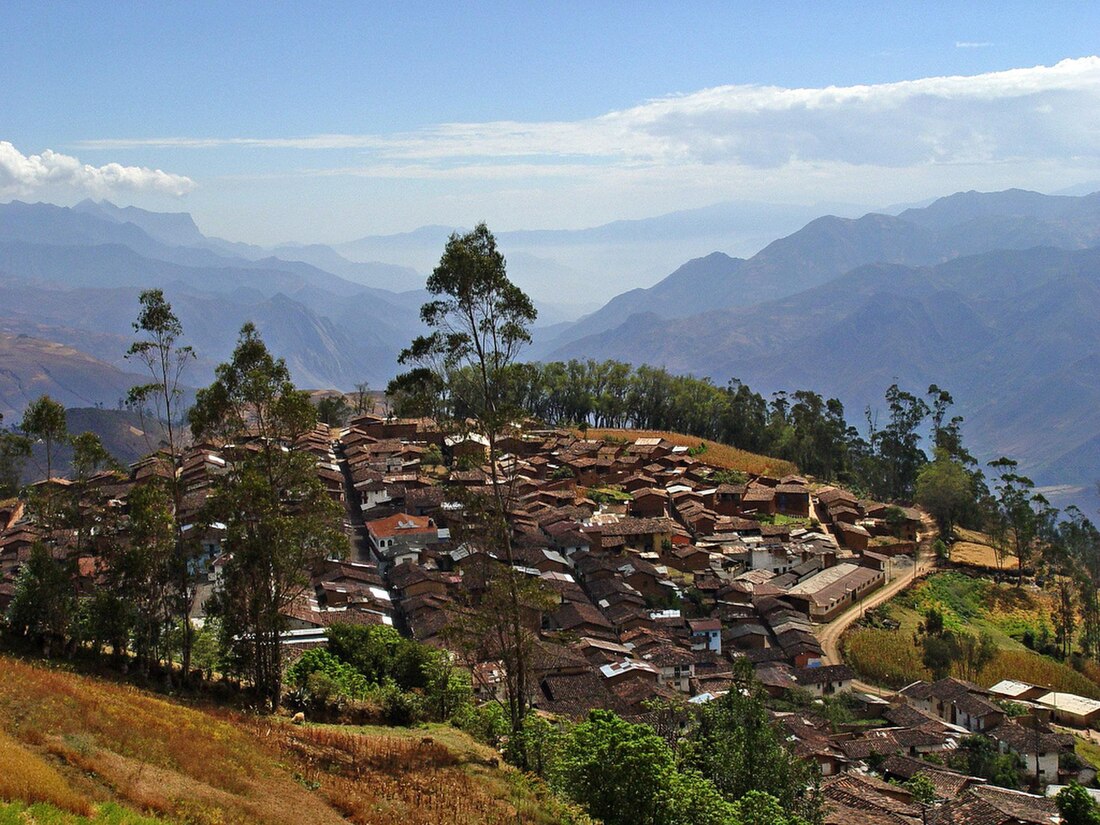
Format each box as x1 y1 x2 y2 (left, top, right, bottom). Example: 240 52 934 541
629 488 669 518
599 658 661 687
365 512 441 566
774 482 811 517
793 664 853 697
582 516 675 553
987 680 1049 703
688 618 722 653
987 721 1074 784
783 563 885 622
835 522 871 552
900 678 1005 733
741 484 777 516
821 773 924 825
932 784 1059 824
880 754 983 801
640 644 696 693
1035 691 1100 728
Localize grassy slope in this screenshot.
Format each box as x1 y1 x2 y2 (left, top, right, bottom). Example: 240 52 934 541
579 428 797 477
0 655 586 825
843 571 1100 697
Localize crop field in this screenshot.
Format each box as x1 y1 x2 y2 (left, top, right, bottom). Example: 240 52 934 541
949 528 1007 570
843 571 1100 697
0 655 587 825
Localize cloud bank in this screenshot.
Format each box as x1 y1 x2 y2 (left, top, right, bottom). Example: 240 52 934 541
0 141 195 197
79 57 1100 176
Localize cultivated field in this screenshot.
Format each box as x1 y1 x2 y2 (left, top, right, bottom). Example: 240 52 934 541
843 571 1100 697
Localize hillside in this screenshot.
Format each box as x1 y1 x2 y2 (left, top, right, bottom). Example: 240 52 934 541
0 654 585 825
0 333 144 421
842 571 1100 697
541 188 1100 354
550 243 1100 506
19 408 170 483
0 201 426 397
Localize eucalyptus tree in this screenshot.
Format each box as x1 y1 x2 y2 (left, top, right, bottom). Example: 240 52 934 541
391 223 541 740
21 395 67 482
0 413 31 497
190 323 345 708
126 290 198 680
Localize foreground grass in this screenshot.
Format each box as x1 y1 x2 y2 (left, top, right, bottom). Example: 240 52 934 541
843 572 1100 697
579 428 797 477
0 654 589 825
0 802 168 825
0 728 91 816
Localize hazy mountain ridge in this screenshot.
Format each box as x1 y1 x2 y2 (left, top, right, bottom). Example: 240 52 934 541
0 331 145 420
554 242 1100 503
540 189 1100 355
1 189 1098 510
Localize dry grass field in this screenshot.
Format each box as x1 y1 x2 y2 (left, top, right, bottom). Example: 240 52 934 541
949 528 1006 570
579 428 798 477
0 655 589 825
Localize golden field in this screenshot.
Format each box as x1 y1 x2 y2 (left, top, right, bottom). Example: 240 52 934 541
0 654 587 825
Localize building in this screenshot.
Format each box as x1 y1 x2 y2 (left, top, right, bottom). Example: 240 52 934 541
365 512 441 567
783 563 885 622
1035 691 1100 728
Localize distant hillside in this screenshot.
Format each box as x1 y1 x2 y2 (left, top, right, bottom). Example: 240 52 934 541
553 244 1100 503
0 333 143 421
20 407 171 482
335 201 870 304
541 188 1100 354
0 201 428 390
0 654 578 825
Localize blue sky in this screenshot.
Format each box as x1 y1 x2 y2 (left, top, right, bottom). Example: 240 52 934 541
4 2 1100 243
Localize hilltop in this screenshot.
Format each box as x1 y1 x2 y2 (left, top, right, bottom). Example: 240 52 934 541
0 653 585 825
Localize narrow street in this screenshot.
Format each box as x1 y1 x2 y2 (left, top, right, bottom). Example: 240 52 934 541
335 441 372 563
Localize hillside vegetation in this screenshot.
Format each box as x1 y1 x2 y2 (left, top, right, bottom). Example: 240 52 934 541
0 654 586 825
843 572 1100 696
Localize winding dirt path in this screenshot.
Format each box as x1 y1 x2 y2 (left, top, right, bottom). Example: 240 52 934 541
815 546 936 696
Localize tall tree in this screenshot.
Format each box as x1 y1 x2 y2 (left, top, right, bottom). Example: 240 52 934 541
126 288 194 460
681 659 821 823
989 458 1056 586
0 413 31 497
915 448 974 541
866 384 929 501
6 543 76 657
190 323 345 709
126 290 198 680
21 395 68 481
391 223 540 741
352 381 372 415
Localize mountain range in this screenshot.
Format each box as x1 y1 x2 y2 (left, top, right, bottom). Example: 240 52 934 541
540 189 1100 510
0 188 1097 510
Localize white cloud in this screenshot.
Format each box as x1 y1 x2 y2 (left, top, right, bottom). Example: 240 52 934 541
65 57 1100 240
77 57 1100 176
956 41 993 48
0 141 195 197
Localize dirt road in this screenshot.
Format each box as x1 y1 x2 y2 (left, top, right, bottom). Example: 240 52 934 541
815 548 936 695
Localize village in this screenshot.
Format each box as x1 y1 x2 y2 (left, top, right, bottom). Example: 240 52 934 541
4 410 1098 824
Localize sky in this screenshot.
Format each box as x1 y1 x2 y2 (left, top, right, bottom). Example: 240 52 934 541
4 2 1100 245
